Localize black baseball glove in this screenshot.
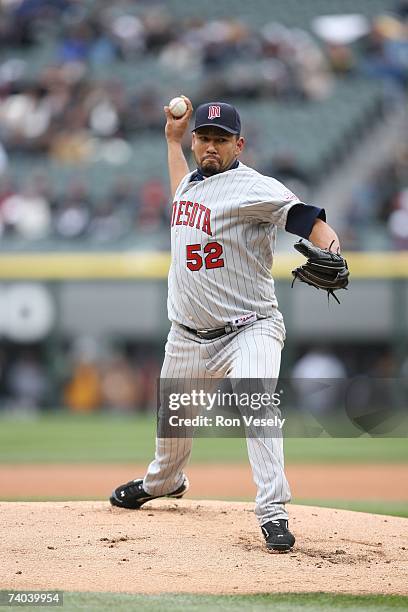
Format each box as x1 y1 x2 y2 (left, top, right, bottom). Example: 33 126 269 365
291 240 349 304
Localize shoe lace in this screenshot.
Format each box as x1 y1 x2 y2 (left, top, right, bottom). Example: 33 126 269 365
263 520 287 538
124 481 144 496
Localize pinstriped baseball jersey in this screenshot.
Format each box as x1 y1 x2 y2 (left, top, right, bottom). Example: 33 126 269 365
168 161 302 330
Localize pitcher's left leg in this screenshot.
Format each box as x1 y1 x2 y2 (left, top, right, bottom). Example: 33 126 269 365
227 318 291 525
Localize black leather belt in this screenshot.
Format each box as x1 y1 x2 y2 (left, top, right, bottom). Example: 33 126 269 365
181 316 262 340
181 323 238 340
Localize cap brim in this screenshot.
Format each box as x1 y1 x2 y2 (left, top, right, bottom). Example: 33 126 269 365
192 123 239 134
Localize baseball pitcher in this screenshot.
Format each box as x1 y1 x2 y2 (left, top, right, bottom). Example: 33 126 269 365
110 97 348 552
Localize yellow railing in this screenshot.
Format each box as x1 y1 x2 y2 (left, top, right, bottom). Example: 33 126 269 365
0 251 407 280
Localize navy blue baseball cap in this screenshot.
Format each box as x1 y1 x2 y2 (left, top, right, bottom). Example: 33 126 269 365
192 102 241 135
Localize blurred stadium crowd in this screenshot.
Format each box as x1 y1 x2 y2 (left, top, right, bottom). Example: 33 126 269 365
0 0 407 411
0 338 160 413
0 173 170 242
0 339 406 413
0 341 160 414
0 0 407 248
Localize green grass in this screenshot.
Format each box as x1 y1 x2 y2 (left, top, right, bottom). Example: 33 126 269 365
1 592 406 612
292 499 408 518
0 413 407 464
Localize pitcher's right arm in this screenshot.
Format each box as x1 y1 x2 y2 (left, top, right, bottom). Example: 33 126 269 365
164 95 193 198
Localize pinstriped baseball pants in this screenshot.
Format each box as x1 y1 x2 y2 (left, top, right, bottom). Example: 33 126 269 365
143 315 292 525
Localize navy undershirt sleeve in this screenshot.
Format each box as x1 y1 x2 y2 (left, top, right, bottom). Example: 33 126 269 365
285 204 326 239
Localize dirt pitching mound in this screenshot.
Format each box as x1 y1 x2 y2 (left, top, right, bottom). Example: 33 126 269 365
1 501 407 595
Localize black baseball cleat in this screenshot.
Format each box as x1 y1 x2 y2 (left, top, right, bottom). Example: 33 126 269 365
261 519 295 553
109 477 189 509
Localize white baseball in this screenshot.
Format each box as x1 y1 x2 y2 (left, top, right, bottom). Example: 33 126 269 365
169 96 188 118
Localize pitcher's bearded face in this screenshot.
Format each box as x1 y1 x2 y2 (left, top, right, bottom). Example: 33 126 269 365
192 127 244 176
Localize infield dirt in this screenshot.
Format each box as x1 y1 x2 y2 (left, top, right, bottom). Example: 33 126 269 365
1 500 407 595
1 463 407 500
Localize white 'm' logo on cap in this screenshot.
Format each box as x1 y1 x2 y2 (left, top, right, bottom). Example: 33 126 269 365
208 105 221 120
